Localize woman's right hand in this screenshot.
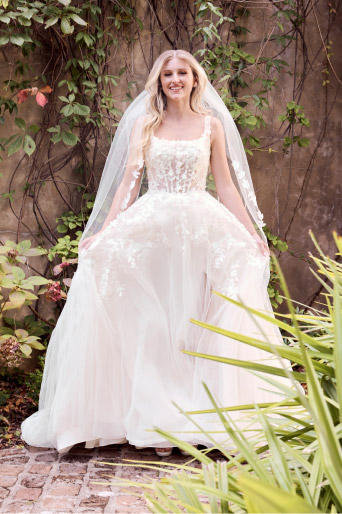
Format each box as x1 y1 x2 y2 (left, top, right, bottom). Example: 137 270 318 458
78 233 100 252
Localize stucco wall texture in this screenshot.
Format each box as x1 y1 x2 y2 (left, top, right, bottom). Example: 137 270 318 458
0 0 341 313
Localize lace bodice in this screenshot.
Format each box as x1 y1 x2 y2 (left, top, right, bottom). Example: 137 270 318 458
145 115 211 193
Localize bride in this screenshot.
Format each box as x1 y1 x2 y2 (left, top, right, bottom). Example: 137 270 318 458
21 49 289 457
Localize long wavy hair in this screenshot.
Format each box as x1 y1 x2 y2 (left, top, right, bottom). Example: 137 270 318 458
140 50 210 158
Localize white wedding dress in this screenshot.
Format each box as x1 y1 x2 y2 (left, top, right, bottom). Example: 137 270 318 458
21 115 290 453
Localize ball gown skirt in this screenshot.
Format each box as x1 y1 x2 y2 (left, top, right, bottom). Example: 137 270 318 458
21 115 292 453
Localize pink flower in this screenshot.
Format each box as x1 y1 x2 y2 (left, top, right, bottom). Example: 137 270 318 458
0 337 22 367
44 281 64 302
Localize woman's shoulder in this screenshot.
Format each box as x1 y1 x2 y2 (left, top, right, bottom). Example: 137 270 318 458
207 114 224 138
132 114 148 127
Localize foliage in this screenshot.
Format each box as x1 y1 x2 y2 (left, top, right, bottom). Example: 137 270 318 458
0 240 49 367
94 231 342 513
263 226 288 307
278 101 310 151
25 354 45 404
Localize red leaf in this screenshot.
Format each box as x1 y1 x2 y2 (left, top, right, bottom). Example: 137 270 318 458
40 85 52 94
36 92 48 107
17 89 30 104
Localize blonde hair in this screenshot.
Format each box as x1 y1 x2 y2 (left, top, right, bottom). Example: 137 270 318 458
140 50 210 158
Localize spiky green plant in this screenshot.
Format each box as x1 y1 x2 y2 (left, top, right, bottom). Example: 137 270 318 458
92 231 342 513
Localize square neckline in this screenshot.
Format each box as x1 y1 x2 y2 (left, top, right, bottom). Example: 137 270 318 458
152 115 210 143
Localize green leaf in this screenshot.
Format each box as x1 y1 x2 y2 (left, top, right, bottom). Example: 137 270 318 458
12 266 26 282
0 15 11 23
20 343 32 357
73 103 90 116
23 135 36 156
9 35 25 46
9 290 26 307
297 138 310 147
17 240 31 252
0 35 9 46
57 224 68 233
51 133 62 144
23 248 46 257
8 136 23 156
69 13 87 26
15 118 26 130
23 291 38 301
28 341 45 350
28 124 40 134
25 276 49 286
60 17 74 35
238 474 320 513
61 131 78 146
60 103 74 116
45 17 59 28
47 126 61 133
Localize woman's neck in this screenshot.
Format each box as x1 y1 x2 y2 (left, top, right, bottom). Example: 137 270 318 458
164 100 193 120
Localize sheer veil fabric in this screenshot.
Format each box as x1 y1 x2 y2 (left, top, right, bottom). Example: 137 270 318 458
20 72 296 453
80 82 267 247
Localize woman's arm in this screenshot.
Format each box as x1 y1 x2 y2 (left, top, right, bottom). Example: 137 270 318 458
209 116 269 256
79 117 144 250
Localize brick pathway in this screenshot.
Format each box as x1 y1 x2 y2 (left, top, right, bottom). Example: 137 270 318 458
0 442 191 513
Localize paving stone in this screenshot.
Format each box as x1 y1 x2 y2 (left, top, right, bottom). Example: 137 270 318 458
28 463 52 475
0 475 17 487
0 464 25 476
0 444 194 513
21 475 46 488
51 473 84 483
79 494 109 508
0 486 10 500
0 455 30 465
46 483 81 496
34 452 58 462
60 454 95 463
87 482 112 491
89 470 116 479
58 463 88 474
97 449 121 458
36 496 75 511
0 447 26 457
14 487 42 501
1 500 34 513
121 452 160 461
115 494 148 512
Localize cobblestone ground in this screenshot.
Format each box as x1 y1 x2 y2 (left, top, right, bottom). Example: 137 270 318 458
0 442 193 513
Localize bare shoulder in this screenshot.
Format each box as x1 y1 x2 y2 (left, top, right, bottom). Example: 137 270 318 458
133 114 148 126
209 115 224 141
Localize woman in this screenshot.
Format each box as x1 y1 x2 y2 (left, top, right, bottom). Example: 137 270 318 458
21 49 288 457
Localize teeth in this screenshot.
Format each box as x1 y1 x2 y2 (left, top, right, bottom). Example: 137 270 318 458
170 87 182 90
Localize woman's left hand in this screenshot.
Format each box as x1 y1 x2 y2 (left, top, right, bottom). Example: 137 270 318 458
251 232 270 257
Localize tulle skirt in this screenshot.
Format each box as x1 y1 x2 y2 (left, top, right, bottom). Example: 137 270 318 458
21 190 292 452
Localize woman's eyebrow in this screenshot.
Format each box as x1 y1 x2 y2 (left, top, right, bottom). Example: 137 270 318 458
162 68 188 72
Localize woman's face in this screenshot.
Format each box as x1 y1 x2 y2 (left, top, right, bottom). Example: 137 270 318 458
159 57 197 102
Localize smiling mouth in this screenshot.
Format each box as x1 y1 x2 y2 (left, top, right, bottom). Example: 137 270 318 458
169 86 183 91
